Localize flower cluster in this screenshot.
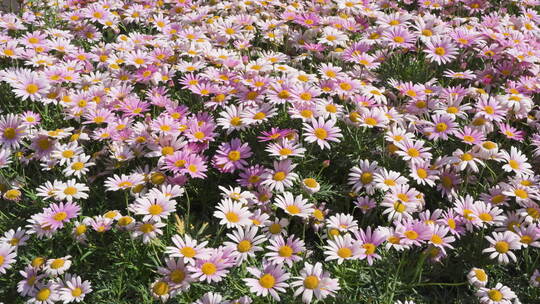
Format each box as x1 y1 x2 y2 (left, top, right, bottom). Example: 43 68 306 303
0 0 539 302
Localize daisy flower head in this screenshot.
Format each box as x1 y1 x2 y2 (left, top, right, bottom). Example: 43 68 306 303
265 234 305 267
213 198 253 229
482 231 521 264
476 283 516 304
157 258 193 291
354 226 387 265
424 36 458 64
324 234 363 264
1 227 29 248
213 138 253 173
42 202 81 230
44 256 72 276
189 248 234 283
12 70 50 101
224 225 265 264
165 234 210 265
468 267 489 287
55 180 89 202
302 117 342 150
243 261 290 301
291 262 340 304
0 243 16 274
274 192 314 218
131 193 176 222
260 159 299 193
30 280 60 304
59 274 92 303
530 269 540 287
131 220 166 244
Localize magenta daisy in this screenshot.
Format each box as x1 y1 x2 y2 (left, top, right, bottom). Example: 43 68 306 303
424 36 458 64
265 234 305 267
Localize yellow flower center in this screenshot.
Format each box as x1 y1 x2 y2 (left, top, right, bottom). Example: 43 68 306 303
26 84 39 94
63 186 78 196
53 211 68 221
488 289 503 301
435 122 448 132
3 128 16 139
508 160 519 169
314 128 328 140
237 240 252 253
201 262 217 275
495 241 509 253
278 245 293 257
170 269 186 283
404 230 418 240
273 171 286 181
71 287 83 297
361 172 373 184
36 288 51 301
407 148 420 157
259 274 276 288
153 281 169 296
416 168 428 179
394 202 407 213
228 150 241 161
181 246 196 258
148 204 163 215
434 47 446 56
304 275 319 289
337 247 352 258
431 234 443 245
474 269 487 281
225 212 239 223
286 205 300 214
50 258 65 269
269 223 281 234
479 213 493 222
303 178 318 188
71 162 84 170
363 243 376 255
139 223 154 233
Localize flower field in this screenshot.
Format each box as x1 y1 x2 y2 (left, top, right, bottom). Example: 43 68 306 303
0 0 540 303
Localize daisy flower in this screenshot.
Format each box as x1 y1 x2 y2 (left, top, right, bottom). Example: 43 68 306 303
274 192 314 218
260 159 299 193
42 202 81 230
424 37 458 64
324 234 363 264
530 269 540 287
55 180 89 202
213 138 253 173
482 231 521 264
291 262 340 304
0 227 29 248
63 154 95 178
213 198 252 229
0 114 27 149
0 243 16 274
189 249 234 283
59 274 92 303
131 220 166 244
157 258 193 291
468 267 489 287
165 234 210 265
30 281 60 304
354 226 386 265
265 138 306 160
44 256 72 276
104 174 145 191
476 283 516 304
17 265 43 296
243 262 290 301
265 234 305 267
499 147 533 177
302 117 342 150
224 226 265 264
12 71 50 101
131 193 176 222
